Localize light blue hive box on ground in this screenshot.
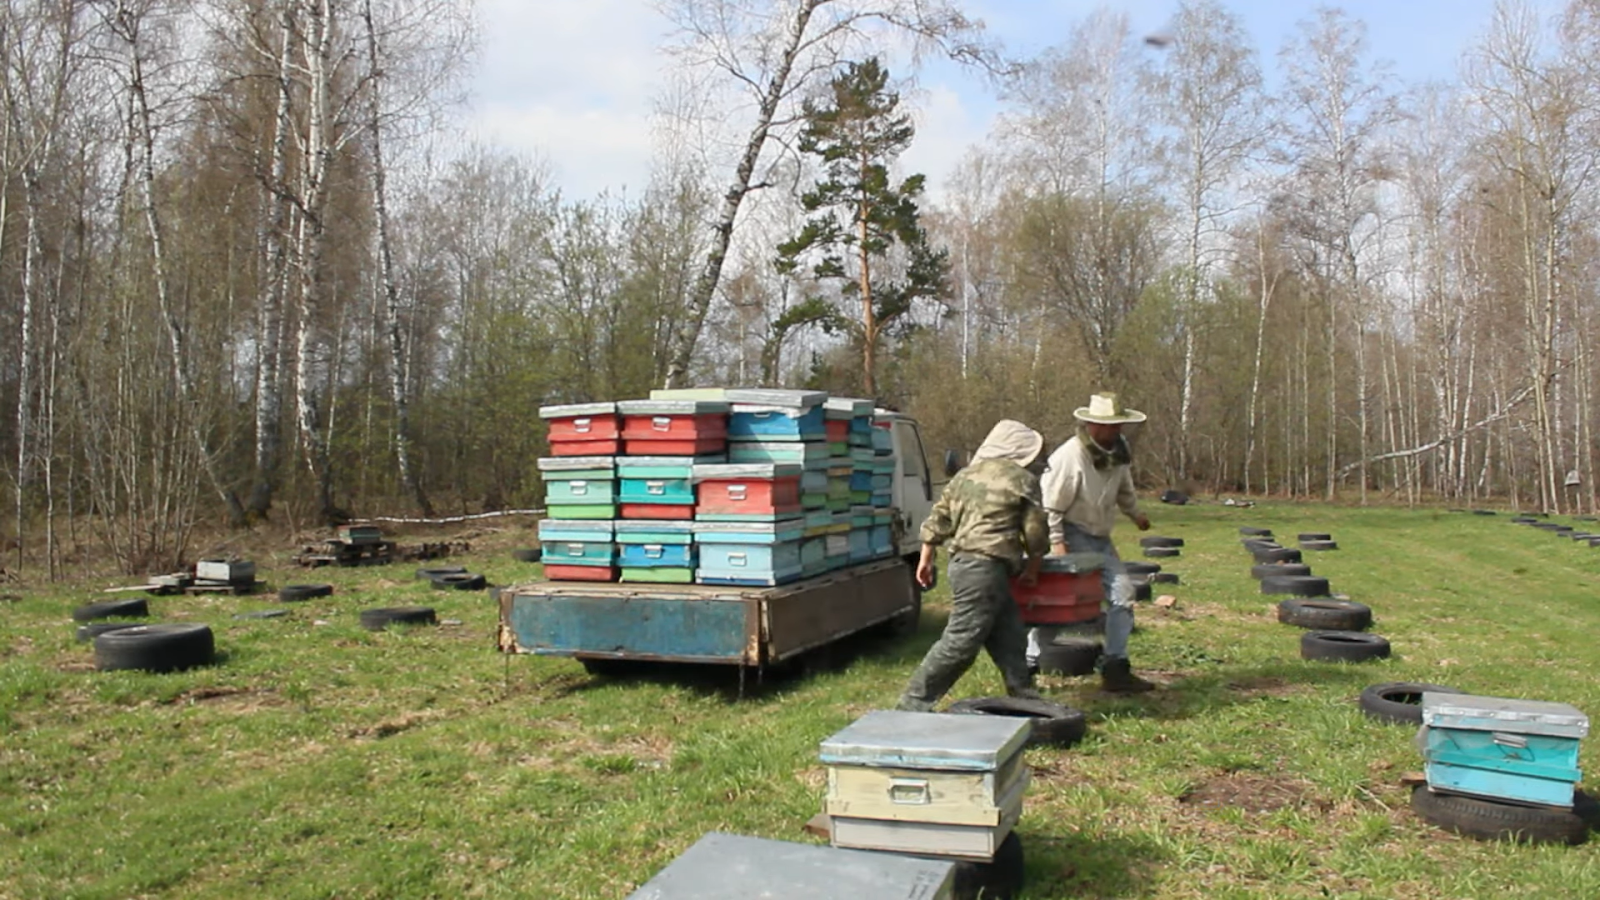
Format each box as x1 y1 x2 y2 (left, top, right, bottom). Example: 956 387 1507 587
1420 692 1588 808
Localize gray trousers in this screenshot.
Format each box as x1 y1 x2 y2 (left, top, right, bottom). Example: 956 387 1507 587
1026 525 1135 666
897 554 1034 712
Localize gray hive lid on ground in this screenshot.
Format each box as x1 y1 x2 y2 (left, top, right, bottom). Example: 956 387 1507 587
1422 693 1590 738
819 709 1031 772
539 402 615 419
625 831 955 900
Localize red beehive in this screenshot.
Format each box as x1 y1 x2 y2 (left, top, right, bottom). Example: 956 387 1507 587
1011 554 1105 625
693 464 803 517
543 564 619 583
541 402 622 456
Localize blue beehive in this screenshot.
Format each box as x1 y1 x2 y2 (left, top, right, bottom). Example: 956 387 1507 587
694 518 805 586
725 389 828 442
537 519 616 566
1420 692 1588 808
615 520 695 568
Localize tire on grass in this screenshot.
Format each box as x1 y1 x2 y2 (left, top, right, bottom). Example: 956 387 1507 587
948 831 1025 900
431 572 488 591
512 548 542 563
1144 547 1181 559
359 606 438 631
1239 527 1274 537
1241 539 1282 553
1140 536 1184 549
72 598 150 622
1301 630 1390 663
946 697 1088 748
1358 682 1465 725
1132 580 1153 601
1252 563 1312 579
1410 785 1588 845
93 624 215 672
415 566 467 580
1261 575 1332 597
1277 598 1370 630
279 583 333 602
1253 547 1303 564
1300 540 1340 551
1037 637 1101 677
76 622 145 643
1150 572 1179 585
1123 561 1161 576
1298 532 1332 541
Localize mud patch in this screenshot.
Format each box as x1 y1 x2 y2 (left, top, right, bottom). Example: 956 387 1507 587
1179 773 1329 815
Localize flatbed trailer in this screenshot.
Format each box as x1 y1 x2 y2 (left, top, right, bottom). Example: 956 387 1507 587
497 558 919 680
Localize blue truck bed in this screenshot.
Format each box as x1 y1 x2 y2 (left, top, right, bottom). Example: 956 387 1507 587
497 558 916 666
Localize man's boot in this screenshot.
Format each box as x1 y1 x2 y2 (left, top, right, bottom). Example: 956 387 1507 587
1101 657 1156 694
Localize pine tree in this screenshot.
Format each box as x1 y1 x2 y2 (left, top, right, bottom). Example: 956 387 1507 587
776 57 949 397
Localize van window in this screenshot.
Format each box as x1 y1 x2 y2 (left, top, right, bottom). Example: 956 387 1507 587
895 421 931 500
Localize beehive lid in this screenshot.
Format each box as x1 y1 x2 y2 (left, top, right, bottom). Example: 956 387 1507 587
616 399 730 415
819 710 1030 771
824 396 875 419
692 463 803 481
1039 552 1106 573
539 402 615 419
692 519 806 536
538 519 615 538
724 388 828 408
614 520 694 535
625 832 954 900
536 456 615 472
1423 693 1590 738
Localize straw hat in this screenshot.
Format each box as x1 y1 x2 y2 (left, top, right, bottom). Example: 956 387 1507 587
1073 392 1146 425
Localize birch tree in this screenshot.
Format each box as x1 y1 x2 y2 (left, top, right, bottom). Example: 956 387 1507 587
657 0 992 388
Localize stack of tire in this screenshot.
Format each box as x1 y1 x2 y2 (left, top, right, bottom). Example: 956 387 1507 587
417 565 487 592
1241 527 1390 662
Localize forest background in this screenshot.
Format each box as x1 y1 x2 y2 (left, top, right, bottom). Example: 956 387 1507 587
4 0 1598 576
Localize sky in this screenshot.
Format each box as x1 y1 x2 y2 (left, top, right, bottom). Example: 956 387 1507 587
465 1 1565 202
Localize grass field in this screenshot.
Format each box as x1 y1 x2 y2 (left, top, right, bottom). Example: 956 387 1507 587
5 503 1600 899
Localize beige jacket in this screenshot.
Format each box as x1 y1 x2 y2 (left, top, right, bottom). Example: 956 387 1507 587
1040 435 1141 542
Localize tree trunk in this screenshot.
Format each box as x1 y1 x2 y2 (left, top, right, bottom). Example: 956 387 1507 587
363 0 433 516
248 7 296 519
662 0 820 388
125 14 245 526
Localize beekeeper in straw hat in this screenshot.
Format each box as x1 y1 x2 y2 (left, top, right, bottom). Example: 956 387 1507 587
1032 392 1156 693
896 419 1050 711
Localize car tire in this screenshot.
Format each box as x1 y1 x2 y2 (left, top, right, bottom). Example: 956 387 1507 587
1252 563 1312 579
1358 682 1465 725
1037 637 1101 676
1140 536 1184 548
1239 527 1274 537
1301 630 1390 662
1277 598 1370 630
279 584 333 602
1241 539 1282 553
76 622 145 643
1149 572 1179 585
512 548 542 563
1301 540 1339 551
1253 547 1303 564
1410 784 1587 845
415 566 467 580
1144 547 1181 559
1261 575 1332 597
1123 561 1161 576
430 573 488 591
946 696 1088 748
93 624 215 673
359 606 438 631
72 598 150 622
1297 532 1332 541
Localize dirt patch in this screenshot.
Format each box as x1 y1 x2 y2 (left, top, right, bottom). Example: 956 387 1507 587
348 709 445 739
1179 773 1329 815
166 686 286 711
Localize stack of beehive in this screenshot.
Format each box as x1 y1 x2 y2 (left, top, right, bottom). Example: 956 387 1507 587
1416 692 1589 811
538 391 897 586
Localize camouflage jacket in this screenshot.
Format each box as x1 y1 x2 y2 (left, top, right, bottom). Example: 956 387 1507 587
920 458 1049 570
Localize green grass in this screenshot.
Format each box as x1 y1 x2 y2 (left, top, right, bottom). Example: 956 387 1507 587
6 505 1600 898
